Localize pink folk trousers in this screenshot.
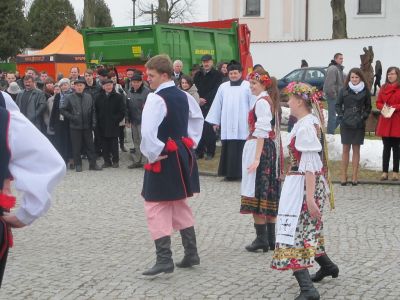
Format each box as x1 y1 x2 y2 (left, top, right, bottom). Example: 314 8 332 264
144 199 195 240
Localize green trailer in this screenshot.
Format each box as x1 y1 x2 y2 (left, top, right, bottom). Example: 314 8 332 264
82 19 251 77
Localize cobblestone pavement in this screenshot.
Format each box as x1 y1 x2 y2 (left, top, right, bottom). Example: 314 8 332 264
1 152 400 299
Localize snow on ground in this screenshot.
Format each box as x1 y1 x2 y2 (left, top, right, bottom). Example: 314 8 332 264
281 131 387 171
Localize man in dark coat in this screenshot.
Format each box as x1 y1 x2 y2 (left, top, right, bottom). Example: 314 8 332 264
15 75 47 133
95 79 126 168
193 54 223 160
60 79 102 172
126 73 150 168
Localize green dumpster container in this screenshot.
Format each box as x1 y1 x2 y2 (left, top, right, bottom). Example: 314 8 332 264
82 23 240 74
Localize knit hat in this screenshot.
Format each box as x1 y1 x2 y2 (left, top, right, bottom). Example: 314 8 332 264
6 82 21 95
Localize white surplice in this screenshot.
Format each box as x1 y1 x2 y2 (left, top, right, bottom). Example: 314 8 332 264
140 81 204 163
3 91 66 225
205 80 252 140
241 91 272 197
276 114 324 245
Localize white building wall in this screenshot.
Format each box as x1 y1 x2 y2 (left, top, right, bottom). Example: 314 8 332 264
209 0 400 41
250 36 400 79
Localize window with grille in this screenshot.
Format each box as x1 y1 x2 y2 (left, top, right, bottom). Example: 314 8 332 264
245 0 261 16
358 0 382 14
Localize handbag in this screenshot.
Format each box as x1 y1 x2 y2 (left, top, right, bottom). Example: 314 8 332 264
381 104 395 118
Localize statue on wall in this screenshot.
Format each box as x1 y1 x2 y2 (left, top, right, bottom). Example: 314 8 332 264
360 46 374 89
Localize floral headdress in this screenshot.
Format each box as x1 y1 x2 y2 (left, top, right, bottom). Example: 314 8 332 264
284 81 323 104
247 71 272 88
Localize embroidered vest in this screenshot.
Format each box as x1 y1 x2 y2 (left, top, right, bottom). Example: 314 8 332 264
0 107 11 190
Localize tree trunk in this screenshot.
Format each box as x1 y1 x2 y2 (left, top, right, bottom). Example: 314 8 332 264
84 0 95 27
157 0 170 23
331 0 347 39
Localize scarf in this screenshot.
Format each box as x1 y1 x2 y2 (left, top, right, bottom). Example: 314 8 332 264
348 81 365 94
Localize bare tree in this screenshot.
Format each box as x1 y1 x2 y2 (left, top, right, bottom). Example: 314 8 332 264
331 0 347 39
137 0 196 24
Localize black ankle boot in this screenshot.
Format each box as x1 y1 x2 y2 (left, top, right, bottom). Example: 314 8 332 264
311 254 339 282
142 236 174 276
267 223 276 250
245 223 269 252
176 226 200 268
293 269 320 300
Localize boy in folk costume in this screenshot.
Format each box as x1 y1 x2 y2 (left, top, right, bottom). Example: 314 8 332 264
140 55 204 276
0 91 66 287
206 60 253 180
270 83 338 300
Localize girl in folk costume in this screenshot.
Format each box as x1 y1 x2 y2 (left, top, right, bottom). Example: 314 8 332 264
240 70 283 252
0 91 66 288
271 83 338 300
140 55 204 276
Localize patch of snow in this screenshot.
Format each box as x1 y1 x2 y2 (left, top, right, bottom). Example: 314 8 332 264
281 131 388 171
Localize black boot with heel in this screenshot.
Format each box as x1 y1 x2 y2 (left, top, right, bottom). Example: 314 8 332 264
311 254 339 282
142 236 174 276
267 222 276 250
176 226 200 268
245 223 269 252
294 269 320 300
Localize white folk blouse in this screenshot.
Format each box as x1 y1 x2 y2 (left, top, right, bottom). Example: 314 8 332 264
4 92 66 225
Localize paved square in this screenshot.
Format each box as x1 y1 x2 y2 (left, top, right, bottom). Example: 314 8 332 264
1 155 399 299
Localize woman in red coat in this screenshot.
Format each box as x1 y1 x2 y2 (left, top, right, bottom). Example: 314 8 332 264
376 66 400 181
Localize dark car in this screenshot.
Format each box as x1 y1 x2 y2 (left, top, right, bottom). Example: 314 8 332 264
278 67 327 91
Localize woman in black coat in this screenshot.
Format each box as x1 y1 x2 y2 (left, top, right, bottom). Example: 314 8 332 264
336 68 372 185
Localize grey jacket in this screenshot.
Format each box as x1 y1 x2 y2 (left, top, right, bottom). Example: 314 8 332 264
126 84 150 125
323 63 345 99
60 92 96 130
15 88 47 131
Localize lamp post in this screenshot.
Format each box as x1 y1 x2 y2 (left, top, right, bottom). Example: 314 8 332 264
132 0 136 26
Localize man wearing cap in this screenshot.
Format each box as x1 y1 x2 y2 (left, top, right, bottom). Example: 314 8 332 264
95 79 126 168
205 60 252 180
126 73 150 168
124 68 136 92
96 68 109 88
60 79 102 172
193 54 223 160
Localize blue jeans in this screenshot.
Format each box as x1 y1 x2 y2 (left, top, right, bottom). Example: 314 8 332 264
327 96 339 134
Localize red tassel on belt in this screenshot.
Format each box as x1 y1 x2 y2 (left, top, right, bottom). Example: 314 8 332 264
0 193 16 250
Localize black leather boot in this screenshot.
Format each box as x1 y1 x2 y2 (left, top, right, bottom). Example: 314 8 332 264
142 236 174 276
245 223 269 252
176 226 200 268
293 269 320 300
267 223 276 250
311 254 339 282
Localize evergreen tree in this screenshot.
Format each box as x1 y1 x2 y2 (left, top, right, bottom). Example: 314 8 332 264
27 0 77 49
0 0 28 60
80 0 113 28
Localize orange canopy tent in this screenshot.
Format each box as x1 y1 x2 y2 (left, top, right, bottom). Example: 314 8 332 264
16 26 86 80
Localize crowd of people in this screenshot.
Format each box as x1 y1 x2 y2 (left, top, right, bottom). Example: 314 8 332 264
1 51 400 298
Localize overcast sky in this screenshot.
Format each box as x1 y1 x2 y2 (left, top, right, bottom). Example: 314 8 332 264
69 0 209 26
